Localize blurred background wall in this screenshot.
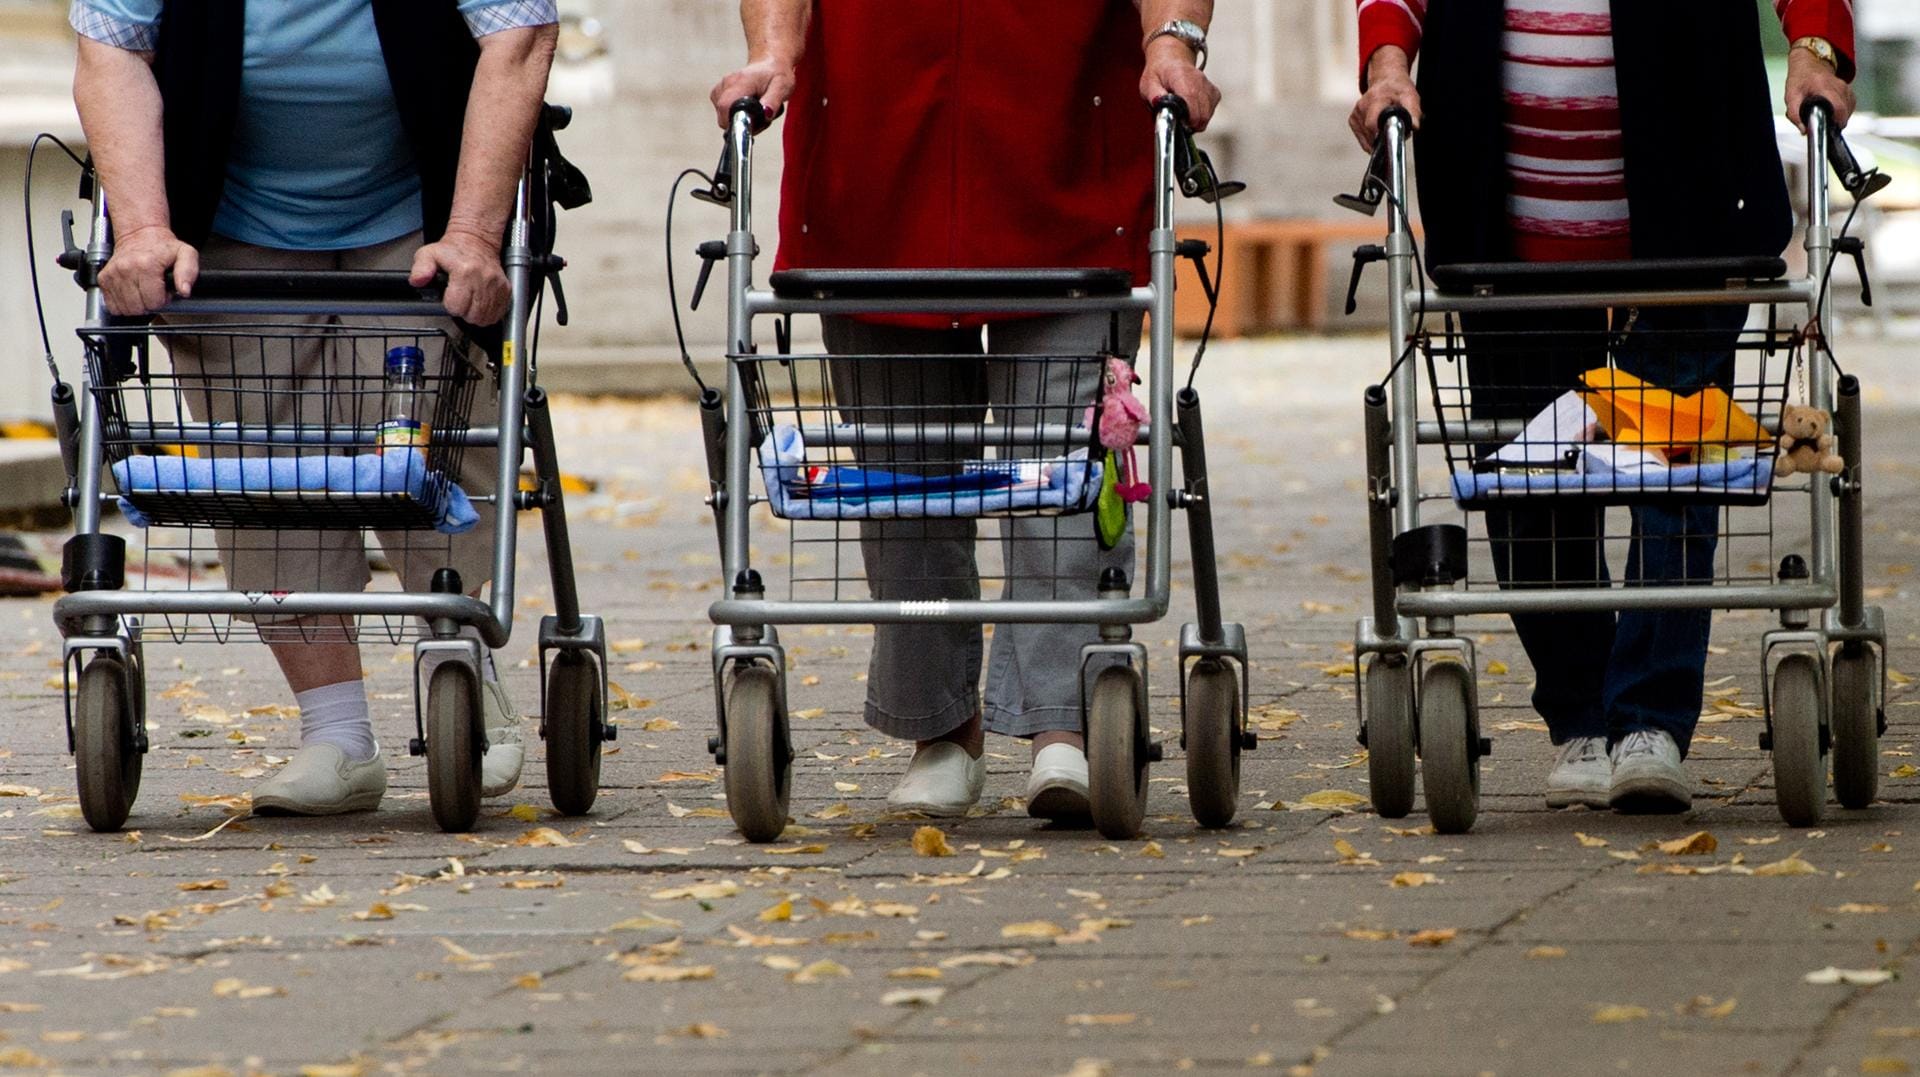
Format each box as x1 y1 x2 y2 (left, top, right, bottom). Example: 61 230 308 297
1 0 1916 414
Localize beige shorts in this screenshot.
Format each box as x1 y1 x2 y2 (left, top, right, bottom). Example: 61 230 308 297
158 231 497 602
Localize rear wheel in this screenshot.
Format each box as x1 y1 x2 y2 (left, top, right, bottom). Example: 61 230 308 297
426 662 483 833
544 650 604 816
1365 659 1417 820
1420 662 1479 835
722 665 791 843
75 655 141 833
1183 661 1242 829
1087 666 1149 840
1831 645 1880 811
1770 653 1827 828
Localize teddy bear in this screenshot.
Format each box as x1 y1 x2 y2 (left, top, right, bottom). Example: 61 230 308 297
1772 404 1844 477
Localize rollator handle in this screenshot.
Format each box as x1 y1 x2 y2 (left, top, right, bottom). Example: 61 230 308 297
730 96 771 133
1801 95 1893 201
1333 107 1408 217
542 103 573 131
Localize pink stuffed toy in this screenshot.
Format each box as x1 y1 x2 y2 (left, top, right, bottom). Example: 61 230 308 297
1086 356 1149 503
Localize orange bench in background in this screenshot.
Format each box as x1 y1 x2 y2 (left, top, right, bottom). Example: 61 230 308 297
1173 218 1422 338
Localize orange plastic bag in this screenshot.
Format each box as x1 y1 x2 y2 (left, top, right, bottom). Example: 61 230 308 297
1579 368 1769 455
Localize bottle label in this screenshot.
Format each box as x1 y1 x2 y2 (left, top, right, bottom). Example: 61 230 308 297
377 419 428 450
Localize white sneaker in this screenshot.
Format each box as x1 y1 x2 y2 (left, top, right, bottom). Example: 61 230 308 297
1026 742 1091 820
479 680 525 798
1608 730 1691 814
1545 736 1611 810
252 744 386 816
886 742 985 817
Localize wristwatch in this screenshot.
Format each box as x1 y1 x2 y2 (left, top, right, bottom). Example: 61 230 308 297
1144 18 1208 70
1790 36 1838 70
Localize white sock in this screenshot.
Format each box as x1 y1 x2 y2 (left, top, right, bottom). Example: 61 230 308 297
419 625 498 684
295 679 377 762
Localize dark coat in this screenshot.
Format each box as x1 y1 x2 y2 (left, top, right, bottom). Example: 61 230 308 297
152 0 479 246
1412 0 1794 268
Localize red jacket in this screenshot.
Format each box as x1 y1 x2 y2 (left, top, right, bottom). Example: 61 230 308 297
773 1 1155 301
1357 0 1856 80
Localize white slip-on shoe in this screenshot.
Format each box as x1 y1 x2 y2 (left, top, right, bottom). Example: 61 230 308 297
886 742 986 817
479 679 525 798
1608 730 1691 814
1026 742 1091 820
251 743 387 816
1544 735 1611 810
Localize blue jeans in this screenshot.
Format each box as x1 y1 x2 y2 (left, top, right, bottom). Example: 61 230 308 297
1466 304 1748 757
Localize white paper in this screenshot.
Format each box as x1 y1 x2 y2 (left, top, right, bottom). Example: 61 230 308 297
1490 392 1599 467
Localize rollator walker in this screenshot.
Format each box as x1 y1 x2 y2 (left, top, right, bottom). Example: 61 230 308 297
1342 99 1889 831
43 105 608 834
687 94 1250 840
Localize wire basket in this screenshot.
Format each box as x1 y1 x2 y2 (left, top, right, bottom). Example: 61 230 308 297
737 350 1129 603
81 323 482 531
1423 314 1800 509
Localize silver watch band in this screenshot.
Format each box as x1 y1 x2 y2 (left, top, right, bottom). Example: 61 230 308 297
1144 21 1208 70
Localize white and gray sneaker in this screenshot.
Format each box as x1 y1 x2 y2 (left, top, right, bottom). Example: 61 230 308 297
479 680 525 798
1608 729 1691 814
1545 736 1611 810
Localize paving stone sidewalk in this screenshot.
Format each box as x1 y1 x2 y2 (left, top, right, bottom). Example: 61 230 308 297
0 336 1917 1077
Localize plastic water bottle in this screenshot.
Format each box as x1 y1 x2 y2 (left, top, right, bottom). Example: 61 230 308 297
378 346 427 451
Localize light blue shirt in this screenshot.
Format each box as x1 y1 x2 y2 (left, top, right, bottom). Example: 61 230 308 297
71 0 557 252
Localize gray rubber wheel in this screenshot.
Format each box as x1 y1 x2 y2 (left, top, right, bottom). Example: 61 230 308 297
1365 659 1417 820
544 651 604 816
1183 660 1242 829
1831 645 1880 811
1088 665 1149 840
1770 652 1828 827
1420 662 1479 835
723 665 791 843
426 662 483 833
75 655 140 833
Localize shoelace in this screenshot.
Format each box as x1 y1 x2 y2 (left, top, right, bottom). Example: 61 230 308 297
1558 737 1606 766
1615 732 1660 760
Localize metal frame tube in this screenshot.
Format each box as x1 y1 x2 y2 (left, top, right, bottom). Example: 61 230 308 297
1409 282 1813 314
1399 582 1835 617
711 597 1164 627
1805 106 1837 600
1142 108 1177 612
1382 115 1418 541
722 111 758 595
744 291 1153 317
487 168 535 636
72 187 113 538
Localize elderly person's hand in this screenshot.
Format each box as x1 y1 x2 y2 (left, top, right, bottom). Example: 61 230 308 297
1784 45 1854 134
711 57 797 130
99 225 198 317
1350 46 1422 152
1140 35 1219 131
411 229 510 327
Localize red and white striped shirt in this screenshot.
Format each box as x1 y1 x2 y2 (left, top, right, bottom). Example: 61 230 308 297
1503 0 1627 261
1355 0 1857 262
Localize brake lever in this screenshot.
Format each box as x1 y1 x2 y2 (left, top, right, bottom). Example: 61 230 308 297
1334 141 1389 217
1175 131 1246 203
692 138 735 207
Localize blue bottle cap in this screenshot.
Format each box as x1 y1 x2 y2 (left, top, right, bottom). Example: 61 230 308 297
385 345 426 375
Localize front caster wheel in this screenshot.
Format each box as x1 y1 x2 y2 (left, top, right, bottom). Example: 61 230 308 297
1420 662 1479 835
1183 661 1243 829
1088 665 1149 840
426 662 484 833
544 651 605 816
1831 645 1880 811
1364 658 1417 820
75 655 141 833
722 665 791 843
1770 652 1828 827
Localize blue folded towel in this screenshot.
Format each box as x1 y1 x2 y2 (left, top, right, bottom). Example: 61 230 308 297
759 424 1100 520
1450 457 1773 502
112 448 479 534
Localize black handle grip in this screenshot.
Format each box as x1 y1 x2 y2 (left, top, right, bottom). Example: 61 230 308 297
165 268 448 302
1377 104 1413 138
731 95 771 133
1800 94 1835 126
543 102 573 131
1152 93 1191 129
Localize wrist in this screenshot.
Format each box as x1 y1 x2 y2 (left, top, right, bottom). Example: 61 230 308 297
441 222 504 251
1145 35 1199 68
1366 46 1411 86
1789 36 1838 72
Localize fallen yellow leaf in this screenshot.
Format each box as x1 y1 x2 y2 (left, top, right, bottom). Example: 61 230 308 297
1656 831 1718 856
1592 1004 1650 1024
622 964 715 983
1407 928 1457 947
789 959 850 984
1390 872 1440 888
1001 920 1066 940
912 826 955 858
